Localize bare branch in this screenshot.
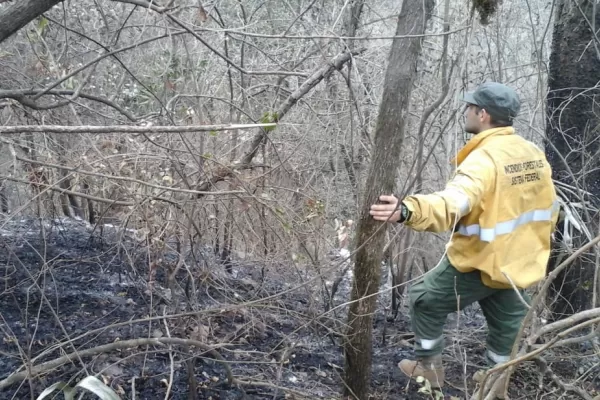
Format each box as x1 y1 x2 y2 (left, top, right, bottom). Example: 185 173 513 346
236 379 316 399
550 331 600 348
502 271 531 309
534 357 594 400
0 123 277 134
111 0 309 77
199 25 471 41
476 315 600 400
0 175 135 206
0 337 233 390
111 0 169 13
0 89 138 121
510 233 600 356
165 13 308 77
14 155 249 197
195 48 365 194
31 31 189 101
533 307 600 339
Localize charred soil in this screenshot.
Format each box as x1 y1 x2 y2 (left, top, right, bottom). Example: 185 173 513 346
0 217 597 399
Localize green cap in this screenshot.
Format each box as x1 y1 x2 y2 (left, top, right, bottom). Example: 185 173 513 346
461 82 521 123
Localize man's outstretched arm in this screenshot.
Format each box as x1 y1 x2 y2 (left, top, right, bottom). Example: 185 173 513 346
370 149 495 232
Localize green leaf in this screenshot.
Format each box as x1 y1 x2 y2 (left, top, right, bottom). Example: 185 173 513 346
65 77 75 90
260 111 278 132
37 17 49 35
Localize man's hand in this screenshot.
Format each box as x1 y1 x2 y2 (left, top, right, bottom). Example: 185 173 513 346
369 194 401 223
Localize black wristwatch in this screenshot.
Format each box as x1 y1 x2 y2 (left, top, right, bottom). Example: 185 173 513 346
398 202 411 223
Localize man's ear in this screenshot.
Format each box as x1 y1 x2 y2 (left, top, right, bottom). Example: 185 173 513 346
480 108 490 123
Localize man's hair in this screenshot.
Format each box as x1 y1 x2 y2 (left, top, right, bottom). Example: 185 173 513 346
473 105 513 127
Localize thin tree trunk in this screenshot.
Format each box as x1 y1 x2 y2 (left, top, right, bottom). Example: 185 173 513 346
414 0 451 194
220 10 237 274
82 180 95 224
342 0 434 398
0 179 8 213
339 0 365 201
391 229 414 318
59 175 73 218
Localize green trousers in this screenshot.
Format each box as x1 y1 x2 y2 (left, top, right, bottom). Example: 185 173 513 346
408 256 529 361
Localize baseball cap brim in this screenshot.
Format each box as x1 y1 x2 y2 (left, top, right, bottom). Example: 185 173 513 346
461 92 478 106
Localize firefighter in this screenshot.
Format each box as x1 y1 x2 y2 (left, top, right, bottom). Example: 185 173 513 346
369 82 558 398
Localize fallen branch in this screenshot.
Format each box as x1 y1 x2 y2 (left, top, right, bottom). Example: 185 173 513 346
0 337 233 391
549 330 600 348
475 315 600 400
0 123 277 134
483 233 600 399
235 379 317 399
515 235 600 350
534 356 594 400
472 370 509 400
532 307 600 340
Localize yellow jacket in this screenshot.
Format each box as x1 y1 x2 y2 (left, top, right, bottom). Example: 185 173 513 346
403 127 558 289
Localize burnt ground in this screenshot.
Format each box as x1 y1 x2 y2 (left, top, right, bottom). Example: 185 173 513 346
0 217 598 400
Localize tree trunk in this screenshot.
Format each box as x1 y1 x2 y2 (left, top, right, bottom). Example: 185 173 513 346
0 0 64 44
545 0 600 318
0 179 7 213
342 0 434 398
339 0 365 201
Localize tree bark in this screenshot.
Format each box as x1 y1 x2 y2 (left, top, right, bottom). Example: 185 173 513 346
545 0 600 318
0 0 64 44
342 0 434 398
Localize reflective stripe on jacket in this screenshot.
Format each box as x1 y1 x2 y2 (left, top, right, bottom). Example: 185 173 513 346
402 126 558 289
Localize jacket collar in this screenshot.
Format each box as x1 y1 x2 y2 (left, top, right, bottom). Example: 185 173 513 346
451 126 514 166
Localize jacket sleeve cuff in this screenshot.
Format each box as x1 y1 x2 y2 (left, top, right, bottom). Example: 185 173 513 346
400 200 417 225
